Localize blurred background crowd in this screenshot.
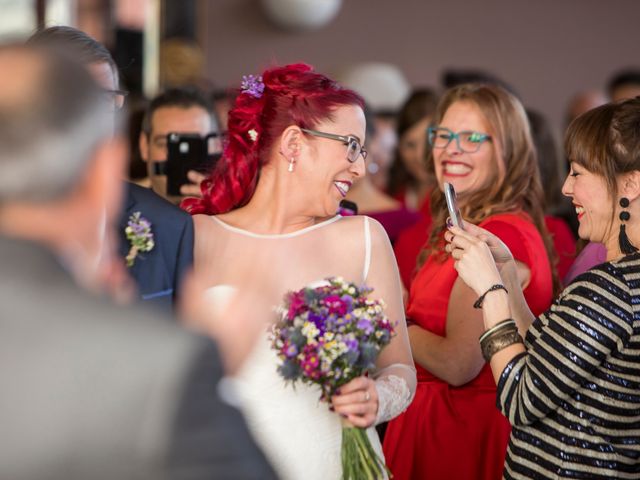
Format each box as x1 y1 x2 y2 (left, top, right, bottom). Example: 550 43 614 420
2 0 638 267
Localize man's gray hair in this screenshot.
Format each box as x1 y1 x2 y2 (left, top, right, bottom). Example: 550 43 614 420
0 44 116 203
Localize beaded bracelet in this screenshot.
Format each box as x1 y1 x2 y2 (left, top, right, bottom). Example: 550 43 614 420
473 284 508 309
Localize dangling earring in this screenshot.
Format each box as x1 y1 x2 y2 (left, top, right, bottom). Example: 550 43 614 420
618 197 638 254
288 157 296 173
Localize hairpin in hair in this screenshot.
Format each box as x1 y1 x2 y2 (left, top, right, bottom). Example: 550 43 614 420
248 129 258 142
240 74 264 98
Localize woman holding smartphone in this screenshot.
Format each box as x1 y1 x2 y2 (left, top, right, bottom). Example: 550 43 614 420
447 97 640 479
382 84 558 479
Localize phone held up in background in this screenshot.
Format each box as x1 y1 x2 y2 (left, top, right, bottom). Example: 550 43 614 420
444 182 464 230
164 132 223 196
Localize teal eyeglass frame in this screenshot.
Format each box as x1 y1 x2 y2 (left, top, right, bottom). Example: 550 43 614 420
301 128 368 163
427 126 492 153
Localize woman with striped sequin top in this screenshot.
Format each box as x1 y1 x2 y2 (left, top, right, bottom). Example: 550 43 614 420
446 97 640 479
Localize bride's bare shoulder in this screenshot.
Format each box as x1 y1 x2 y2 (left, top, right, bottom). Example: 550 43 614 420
331 215 390 246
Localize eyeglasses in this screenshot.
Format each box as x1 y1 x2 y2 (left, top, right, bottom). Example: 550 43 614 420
301 128 368 163
100 88 129 111
427 126 491 153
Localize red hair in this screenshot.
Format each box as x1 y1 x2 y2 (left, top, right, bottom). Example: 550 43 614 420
181 63 364 215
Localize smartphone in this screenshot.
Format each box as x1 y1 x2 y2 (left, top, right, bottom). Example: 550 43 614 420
444 182 464 229
164 132 223 196
338 199 358 216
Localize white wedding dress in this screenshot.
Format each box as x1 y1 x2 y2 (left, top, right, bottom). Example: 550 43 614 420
196 214 416 480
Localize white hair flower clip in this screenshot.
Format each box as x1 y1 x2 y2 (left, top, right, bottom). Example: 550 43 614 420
248 129 258 142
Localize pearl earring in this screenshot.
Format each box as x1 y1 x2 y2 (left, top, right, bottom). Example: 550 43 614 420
288 157 296 173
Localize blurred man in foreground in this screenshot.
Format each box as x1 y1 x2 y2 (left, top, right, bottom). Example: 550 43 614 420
29 26 195 309
0 43 275 480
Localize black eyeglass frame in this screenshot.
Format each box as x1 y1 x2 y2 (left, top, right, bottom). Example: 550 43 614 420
300 128 368 163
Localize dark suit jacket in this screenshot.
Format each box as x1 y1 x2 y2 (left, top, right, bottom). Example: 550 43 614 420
118 182 194 310
0 235 277 480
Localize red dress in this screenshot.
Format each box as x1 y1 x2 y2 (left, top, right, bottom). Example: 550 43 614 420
394 216 431 289
383 213 553 480
544 215 576 282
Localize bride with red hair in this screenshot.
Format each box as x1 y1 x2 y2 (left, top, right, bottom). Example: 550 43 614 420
183 64 415 479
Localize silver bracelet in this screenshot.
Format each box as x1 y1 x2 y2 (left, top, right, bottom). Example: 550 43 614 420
479 325 523 362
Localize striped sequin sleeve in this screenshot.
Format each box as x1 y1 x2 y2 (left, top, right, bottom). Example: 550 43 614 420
495 262 635 426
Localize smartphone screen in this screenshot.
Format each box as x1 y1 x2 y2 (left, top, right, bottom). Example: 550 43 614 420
444 182 464 229
165 132 222 196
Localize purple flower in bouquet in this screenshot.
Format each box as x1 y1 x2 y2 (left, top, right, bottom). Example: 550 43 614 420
345 337 359 353
356 317 374 335
343 336 360 366
282 340 298 358
308 311 326 332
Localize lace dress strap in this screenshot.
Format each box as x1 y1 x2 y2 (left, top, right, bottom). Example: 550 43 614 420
363 216 371 282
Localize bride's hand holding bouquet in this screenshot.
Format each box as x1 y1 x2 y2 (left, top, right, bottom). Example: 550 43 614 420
331 375 378 428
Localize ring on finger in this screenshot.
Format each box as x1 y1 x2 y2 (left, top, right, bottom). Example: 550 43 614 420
364 391 371 402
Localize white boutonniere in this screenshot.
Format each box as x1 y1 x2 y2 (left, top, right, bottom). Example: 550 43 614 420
125 212 154 267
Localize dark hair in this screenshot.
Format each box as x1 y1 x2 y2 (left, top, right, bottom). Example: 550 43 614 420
211 88 237 103
141 86 215 135
441 68 517 96
362 103 377 142
422 83 560 294
27 26 118 83
607 69 640 99
386 88 439 196
182 63 364 215
526 108 565 214
565 97 640 212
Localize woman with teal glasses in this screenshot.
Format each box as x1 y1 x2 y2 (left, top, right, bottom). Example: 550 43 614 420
383 84 558 479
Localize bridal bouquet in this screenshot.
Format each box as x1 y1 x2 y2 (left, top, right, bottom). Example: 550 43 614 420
270 277 395 480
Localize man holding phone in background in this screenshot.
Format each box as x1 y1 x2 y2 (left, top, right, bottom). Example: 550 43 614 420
139 87 221 203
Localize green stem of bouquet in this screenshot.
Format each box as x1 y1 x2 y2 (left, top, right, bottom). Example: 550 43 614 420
341 424 391 480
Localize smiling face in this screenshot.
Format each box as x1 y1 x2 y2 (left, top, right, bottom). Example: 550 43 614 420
433 101 501 203
299 104 367 217
562 162 617 248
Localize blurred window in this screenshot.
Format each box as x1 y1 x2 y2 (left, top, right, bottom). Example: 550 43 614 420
0 0 35 38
